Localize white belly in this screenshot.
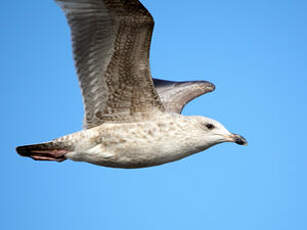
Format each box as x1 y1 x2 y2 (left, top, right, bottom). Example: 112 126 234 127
66 139 198 168
64 114 206 168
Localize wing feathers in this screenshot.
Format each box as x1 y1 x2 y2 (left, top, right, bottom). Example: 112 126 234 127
56 0 164 129
153 79 215 114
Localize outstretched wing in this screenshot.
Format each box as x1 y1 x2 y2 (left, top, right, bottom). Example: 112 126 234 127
153 79 215 114
55 0 164 129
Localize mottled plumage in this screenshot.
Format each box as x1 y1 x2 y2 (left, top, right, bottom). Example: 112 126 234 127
153 79 216 114
16 0 247 168
56 0 164 128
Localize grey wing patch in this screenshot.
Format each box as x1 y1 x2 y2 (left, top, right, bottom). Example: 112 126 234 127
153 78 215 114
55 0 165 129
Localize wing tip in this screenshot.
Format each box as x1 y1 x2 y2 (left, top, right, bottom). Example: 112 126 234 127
198 81 216 93
183 80 215 93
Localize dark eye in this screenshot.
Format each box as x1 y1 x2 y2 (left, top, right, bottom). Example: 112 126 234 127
206 123 215 130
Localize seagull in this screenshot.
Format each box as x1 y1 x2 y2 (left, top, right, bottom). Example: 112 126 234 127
16 0 247 168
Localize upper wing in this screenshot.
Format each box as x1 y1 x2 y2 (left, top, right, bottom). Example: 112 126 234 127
153 79 215 114
55 0 165 129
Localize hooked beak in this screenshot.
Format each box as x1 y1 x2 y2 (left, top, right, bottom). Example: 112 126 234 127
228 134 248 146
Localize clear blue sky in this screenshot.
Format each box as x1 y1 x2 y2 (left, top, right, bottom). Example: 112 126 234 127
1 0 307 229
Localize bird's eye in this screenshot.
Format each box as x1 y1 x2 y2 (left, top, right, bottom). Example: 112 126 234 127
206 123 215 130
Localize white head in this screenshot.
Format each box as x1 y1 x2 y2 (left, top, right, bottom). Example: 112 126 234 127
188 116 247 150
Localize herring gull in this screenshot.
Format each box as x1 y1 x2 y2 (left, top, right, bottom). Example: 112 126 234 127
16 0 247 168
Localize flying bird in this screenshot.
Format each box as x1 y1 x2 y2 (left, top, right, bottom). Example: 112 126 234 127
16 0 247 168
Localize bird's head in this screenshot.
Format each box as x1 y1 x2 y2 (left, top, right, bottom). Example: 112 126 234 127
190 116 248 148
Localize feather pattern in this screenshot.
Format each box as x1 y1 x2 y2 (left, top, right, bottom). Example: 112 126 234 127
153 79 215 114
55 0 165 129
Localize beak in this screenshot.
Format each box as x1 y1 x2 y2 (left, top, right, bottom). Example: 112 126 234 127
229 134 248 146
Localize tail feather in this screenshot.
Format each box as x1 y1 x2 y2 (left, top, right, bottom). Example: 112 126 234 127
16 142 69 162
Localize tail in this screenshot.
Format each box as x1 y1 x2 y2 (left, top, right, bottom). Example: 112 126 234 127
16 141 69 162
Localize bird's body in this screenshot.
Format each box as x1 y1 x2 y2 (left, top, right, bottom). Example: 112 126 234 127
60 113 228 168
16 0 247 168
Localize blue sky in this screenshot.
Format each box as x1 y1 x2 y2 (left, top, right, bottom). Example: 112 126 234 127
1 0 307 229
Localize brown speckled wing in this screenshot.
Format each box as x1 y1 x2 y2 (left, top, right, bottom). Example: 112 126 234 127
153 79 215 114
55 0 165 129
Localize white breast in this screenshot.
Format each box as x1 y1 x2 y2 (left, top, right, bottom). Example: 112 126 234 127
65 114 205 168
